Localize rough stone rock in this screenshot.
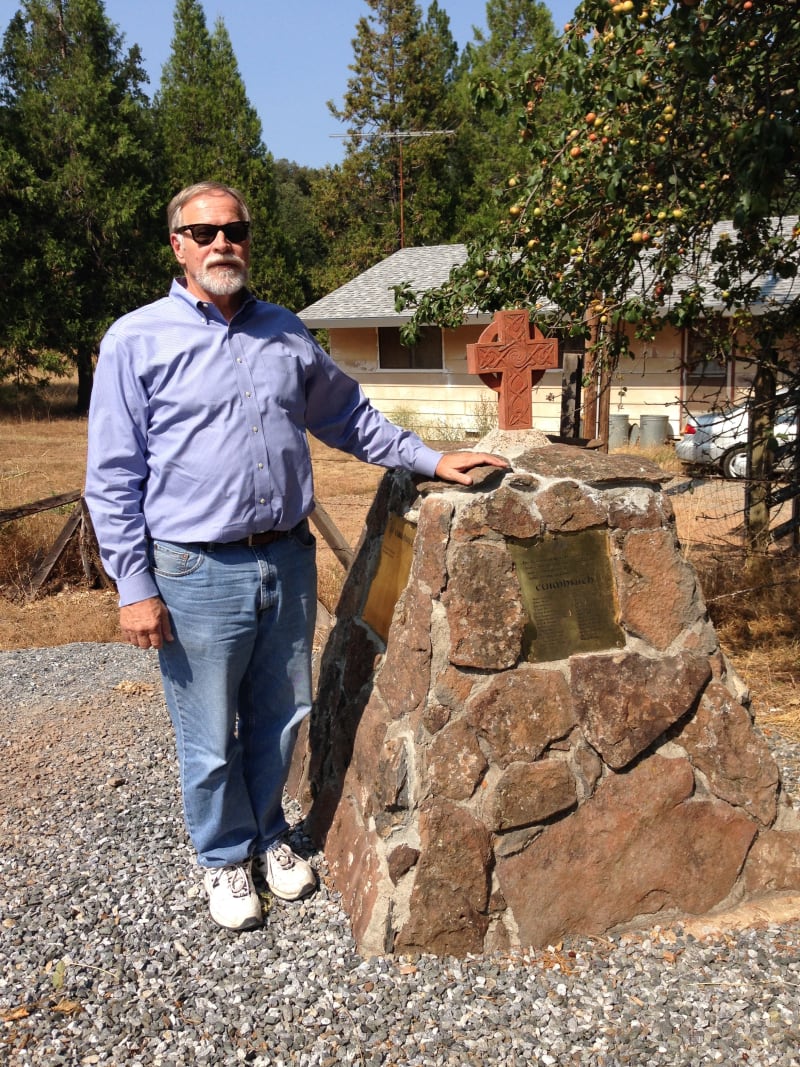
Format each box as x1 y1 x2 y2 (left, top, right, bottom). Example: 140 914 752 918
605 486 666 530
376 580 432 718
412 497 452 595
394 800 492 956
572 738 604 800
496 756 757 946
466 667 576 767
420 700 451 737
506 472 540 494
453 486 544 542
322 794 388 955
616 528 702 648
298 438 796 957
533 480 607 532
443 543 527 669
433 665 476 712
426 719 488 801
373 737 411 818
572 650 712 770
387 843 420 884
518 443 668 485
487 758 577 831
744 830 800 893
678 682 779 826
681 622 726 663
348 692 395 817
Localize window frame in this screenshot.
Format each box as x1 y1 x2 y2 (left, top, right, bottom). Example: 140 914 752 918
377 326 444 372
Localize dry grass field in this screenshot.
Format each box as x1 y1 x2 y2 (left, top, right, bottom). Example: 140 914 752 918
2 377 799 738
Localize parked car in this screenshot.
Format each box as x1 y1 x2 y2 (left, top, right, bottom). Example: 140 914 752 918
675 396 797 479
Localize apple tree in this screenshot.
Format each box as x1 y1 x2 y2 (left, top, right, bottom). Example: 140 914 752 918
402 0 799 550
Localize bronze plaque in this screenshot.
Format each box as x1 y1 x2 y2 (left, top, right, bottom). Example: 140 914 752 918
362 514 417 642
508 529 625 663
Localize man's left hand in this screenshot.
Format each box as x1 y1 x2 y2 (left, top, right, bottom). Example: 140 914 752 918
434 451 510 486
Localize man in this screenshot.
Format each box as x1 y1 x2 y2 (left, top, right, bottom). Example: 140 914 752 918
85 181 507 932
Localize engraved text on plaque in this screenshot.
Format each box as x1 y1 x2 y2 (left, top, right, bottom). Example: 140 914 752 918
508 529 625 662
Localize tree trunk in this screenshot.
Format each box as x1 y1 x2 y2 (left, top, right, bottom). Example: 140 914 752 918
75 348 94 415
581 310 600 441
745 358 776 560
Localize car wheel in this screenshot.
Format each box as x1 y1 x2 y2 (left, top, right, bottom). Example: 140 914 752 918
722 445 749 480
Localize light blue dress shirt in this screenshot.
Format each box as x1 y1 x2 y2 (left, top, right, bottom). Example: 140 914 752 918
85 280 442 606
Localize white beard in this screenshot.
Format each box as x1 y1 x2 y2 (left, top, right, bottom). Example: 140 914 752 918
195 256 249 296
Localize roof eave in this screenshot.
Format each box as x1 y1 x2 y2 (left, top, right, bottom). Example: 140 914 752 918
299 311 495 330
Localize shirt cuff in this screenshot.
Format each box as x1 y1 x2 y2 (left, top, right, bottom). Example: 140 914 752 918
413 444 443 478
117 570 160 607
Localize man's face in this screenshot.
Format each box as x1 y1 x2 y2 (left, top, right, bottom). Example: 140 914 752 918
170 192 251 303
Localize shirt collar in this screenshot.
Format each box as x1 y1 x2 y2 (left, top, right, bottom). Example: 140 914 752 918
169 277 257 323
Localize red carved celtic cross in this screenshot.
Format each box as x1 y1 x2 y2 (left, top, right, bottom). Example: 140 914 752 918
466 310 559 430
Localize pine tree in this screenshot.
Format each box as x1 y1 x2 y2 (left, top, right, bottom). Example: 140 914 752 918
0 0 158 410
318 0 460 290
153 0 214 191
272 159 329 307
154 0 296 304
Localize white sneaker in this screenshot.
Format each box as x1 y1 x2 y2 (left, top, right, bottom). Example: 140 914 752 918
254 840 317 901
203 861 262 931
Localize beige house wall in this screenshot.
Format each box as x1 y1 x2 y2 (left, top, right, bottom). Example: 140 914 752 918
605 327 687 442
328 324 503 436
323 321 780 441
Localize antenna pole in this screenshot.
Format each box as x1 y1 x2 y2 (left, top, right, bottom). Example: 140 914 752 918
330 129 455 249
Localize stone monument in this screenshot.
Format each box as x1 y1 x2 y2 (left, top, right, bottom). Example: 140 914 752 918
290 313 800 957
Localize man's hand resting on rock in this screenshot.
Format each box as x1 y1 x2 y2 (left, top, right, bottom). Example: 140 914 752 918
434 452 510 486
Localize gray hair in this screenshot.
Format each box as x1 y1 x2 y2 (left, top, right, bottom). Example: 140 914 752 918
167 181 251 234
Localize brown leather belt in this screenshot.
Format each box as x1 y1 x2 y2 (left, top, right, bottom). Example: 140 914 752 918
226 529 289 547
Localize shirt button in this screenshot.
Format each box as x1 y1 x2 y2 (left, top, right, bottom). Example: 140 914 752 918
245 391 251 398
258 463 264 470
252 427 259 433
237 358 243 364
259 498 266 505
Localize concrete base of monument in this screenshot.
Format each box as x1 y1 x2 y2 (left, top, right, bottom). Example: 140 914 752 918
632 892 800 942
289 435 800 957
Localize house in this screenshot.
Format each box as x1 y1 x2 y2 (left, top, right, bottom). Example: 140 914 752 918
299 246 496 439
299 225 799 442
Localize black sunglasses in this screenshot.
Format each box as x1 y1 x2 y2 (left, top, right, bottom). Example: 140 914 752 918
174 220 251 246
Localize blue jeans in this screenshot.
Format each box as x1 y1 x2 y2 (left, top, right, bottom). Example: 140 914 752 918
150 523 317 867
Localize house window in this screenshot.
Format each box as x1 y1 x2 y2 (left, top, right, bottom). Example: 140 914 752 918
684 328 729 385
379 327 442 370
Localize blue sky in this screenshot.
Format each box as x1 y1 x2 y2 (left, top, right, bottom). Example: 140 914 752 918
0 0 577 168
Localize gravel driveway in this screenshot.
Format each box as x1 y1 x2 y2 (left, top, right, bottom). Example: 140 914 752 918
1 643 800 1066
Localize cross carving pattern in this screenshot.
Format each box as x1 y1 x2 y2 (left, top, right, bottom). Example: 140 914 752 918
466 310 559 430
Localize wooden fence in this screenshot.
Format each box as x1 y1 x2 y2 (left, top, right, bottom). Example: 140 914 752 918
0 494 354 628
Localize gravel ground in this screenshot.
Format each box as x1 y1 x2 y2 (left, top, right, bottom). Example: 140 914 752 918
1 643 800 1066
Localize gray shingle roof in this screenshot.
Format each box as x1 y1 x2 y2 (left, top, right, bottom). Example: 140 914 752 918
657 218 800 315
299 220 799 329
298 245 492 329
